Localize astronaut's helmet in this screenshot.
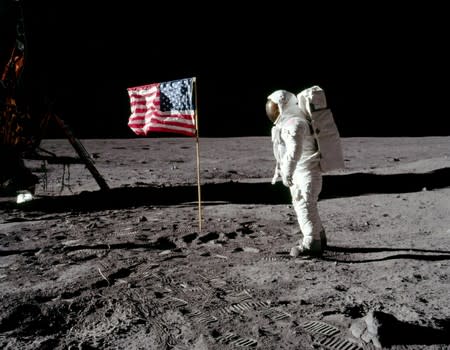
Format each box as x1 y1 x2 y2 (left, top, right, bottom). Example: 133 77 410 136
266 90 297 123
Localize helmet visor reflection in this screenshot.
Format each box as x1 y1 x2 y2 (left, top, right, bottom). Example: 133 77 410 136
266 100 280 123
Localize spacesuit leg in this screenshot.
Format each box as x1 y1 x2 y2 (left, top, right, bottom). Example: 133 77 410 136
289 164 324 253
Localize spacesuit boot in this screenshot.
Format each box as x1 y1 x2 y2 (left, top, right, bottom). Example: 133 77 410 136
296 228 326 250
290 239 323 257
291 229 327 257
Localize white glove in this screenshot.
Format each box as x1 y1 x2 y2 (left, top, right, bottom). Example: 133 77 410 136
282 174 293 187
271 167 280 185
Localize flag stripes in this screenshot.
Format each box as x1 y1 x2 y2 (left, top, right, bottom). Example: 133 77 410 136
127 78 196 136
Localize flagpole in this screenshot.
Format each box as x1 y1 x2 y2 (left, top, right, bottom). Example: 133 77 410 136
193 77 202 232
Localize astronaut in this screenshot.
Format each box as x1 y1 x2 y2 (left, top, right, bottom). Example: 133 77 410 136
266 89 326 257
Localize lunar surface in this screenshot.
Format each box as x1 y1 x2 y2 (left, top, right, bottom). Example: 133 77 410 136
1 136 449 349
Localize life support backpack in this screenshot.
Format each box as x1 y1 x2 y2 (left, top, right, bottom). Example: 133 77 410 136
297 86 345 172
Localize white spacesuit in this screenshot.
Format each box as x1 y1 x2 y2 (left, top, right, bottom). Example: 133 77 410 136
267 90 326 256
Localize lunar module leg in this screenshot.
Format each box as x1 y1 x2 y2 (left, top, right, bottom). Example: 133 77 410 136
52 114 110 191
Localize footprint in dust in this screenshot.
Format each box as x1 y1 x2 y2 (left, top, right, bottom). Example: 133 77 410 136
197 232 219 244
182 232 198 243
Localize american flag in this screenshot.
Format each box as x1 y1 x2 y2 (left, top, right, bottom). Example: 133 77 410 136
127 77 196 137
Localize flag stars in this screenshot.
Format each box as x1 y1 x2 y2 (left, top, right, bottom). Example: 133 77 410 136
160 79 194 112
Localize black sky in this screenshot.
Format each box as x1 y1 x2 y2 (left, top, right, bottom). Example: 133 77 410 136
2 1 449 138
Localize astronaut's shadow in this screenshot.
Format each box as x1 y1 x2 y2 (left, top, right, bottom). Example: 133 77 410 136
204 166 450 205
320 167 450 199
322 245 450 263
204 167 450 204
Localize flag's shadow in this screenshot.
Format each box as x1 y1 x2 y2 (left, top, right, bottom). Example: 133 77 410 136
4 167 450 212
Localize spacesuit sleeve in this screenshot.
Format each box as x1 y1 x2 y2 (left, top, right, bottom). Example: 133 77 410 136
281 119 306 179
271 126 280 163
